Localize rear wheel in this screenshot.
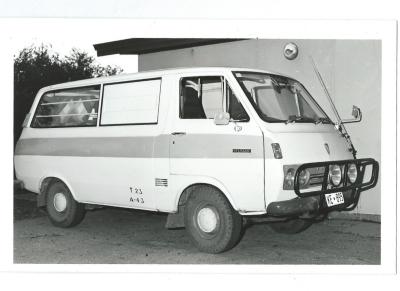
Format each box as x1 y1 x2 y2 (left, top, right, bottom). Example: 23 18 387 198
184 186 242 253
269 218 313 234
46 181 86 228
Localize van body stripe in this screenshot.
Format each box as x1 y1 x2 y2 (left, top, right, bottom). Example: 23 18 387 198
15 136 263 159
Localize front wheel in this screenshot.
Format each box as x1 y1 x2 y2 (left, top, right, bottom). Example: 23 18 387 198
46 181 86 228
184 186 242 253
269 218 313 234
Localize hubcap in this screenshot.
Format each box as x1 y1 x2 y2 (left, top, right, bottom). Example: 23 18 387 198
197 207 218 233
53 192 67 212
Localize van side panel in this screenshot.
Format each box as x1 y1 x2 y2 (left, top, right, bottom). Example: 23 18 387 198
14 128 159 209
15 76 171 211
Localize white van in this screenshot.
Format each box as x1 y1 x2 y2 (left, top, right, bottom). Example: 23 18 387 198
14 67 379 253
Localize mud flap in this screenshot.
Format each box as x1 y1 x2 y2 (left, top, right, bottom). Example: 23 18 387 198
165 212 185 229
37 191 46 208
165 204 186 229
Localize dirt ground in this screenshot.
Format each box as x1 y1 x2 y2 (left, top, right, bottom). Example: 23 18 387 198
13 190 380 264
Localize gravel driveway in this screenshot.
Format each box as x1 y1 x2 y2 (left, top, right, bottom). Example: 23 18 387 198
14 191 380 264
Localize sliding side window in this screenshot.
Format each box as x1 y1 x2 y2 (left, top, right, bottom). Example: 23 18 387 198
101 79 161 125
31 85 100 128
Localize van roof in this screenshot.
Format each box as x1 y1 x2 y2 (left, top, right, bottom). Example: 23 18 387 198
40 67 292 91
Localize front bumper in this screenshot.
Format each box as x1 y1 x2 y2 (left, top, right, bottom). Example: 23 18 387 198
267 158 379 217
267 189 358 217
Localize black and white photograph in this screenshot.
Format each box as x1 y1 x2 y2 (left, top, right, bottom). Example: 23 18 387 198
0 0 398 290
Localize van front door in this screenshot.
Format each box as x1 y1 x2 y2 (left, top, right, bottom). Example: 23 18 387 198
169 75 265 213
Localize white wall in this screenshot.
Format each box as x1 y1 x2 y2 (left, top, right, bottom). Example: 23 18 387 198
139 39 381 215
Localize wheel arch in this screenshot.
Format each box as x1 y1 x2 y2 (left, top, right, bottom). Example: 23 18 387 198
176 181 237 212
37 175 78 207
165 181 238 229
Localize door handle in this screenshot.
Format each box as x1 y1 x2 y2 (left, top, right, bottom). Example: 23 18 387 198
171 132 186 136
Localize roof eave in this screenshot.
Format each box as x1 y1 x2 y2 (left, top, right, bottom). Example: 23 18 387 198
93 38 249 56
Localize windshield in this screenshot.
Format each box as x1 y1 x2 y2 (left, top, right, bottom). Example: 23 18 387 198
233 71 331 124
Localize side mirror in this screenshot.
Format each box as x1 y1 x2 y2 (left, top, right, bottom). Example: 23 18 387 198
342 105 362 124
352 106 361 119
214 112 230 125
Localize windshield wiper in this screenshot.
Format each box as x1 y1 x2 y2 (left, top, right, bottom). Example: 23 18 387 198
285 115 318 124
314 117 331 125
270 77 282 93
285 115 298 124
260 113 286 123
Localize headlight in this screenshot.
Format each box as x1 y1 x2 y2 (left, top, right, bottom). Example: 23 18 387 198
284 168 295 188
329 164 342 186
347 163 358 184
298 169 310 187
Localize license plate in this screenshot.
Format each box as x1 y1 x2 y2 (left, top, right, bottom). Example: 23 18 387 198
325 192 344 207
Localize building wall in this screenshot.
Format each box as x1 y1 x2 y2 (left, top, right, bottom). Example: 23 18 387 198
139 39 381 215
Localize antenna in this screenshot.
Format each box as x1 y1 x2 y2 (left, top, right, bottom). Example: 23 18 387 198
309 56 342 126
309 56 357 158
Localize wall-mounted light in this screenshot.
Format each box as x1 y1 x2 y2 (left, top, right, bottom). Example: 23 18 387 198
283 42 299 60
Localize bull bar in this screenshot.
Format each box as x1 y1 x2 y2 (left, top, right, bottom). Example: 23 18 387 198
294 158 379 212
266 158 379 217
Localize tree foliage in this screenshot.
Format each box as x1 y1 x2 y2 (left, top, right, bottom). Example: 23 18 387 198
14 44 123 145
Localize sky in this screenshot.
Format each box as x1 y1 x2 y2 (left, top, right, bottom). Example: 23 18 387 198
11 20 139 74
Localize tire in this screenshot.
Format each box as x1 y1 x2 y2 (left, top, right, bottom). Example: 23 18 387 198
45 181 86 228
184 186 242 253
269 218 313 234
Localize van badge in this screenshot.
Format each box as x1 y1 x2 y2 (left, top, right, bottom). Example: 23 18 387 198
324 143 330 155
233 149 251 153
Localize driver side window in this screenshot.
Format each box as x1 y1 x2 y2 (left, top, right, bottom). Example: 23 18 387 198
180 76 249 121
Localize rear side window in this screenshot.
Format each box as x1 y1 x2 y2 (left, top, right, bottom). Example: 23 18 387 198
31 85 100 128
101 79 161 125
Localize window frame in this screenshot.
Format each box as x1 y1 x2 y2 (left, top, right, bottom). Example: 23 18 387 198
99 77 162 127
179 75 250 122
30 84 102 129
233 71 332 124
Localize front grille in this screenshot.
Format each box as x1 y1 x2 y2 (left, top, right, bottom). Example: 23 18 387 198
308 167 325 186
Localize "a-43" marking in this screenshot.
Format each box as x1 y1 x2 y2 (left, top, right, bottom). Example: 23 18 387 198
130 197 144 204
